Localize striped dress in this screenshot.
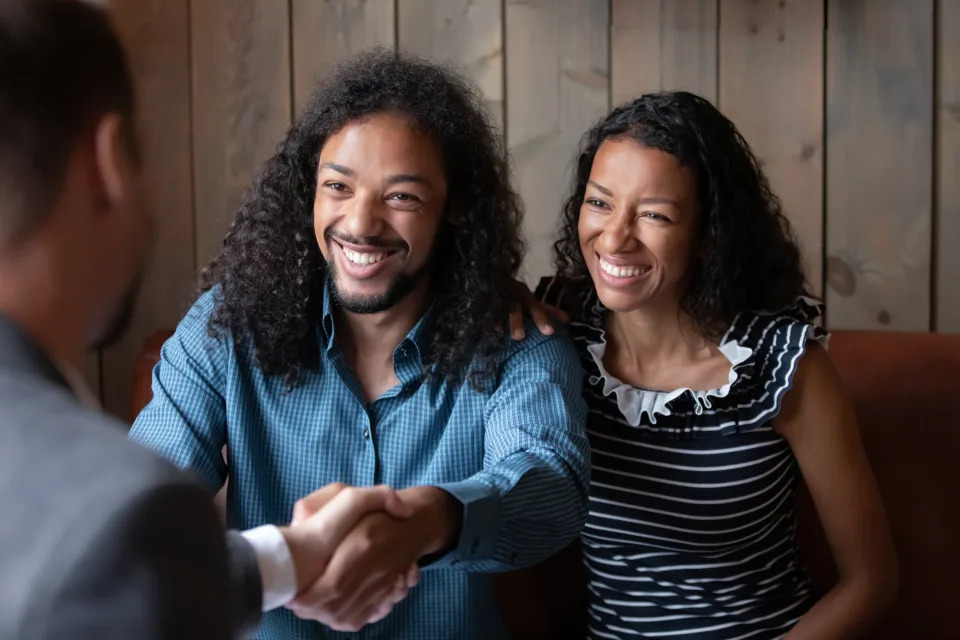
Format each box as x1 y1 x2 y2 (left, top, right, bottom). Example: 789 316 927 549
536 277 827 640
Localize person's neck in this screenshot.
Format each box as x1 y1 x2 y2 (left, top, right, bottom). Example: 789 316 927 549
334 278 432 372
606 297 711 373
0 242 89 374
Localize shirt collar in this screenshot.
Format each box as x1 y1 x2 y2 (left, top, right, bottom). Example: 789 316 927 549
54 359 101 410
317 277 434 384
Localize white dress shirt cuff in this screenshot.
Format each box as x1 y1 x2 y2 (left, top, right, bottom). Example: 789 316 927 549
240 525 298 611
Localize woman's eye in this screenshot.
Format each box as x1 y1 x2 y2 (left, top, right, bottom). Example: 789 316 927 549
643 212 669 222
325 182 347 191
586 198 608 209
389 193 420 203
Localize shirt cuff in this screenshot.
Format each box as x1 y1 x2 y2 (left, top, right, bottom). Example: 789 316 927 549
240 525 298 611
429 477 500 567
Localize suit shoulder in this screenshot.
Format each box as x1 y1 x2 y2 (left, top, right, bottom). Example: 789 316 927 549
23 464 230 639
0 372 192 500
0 377 227 638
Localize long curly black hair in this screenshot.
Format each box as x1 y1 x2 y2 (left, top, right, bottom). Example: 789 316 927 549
555 91 807 340
200 49 523 389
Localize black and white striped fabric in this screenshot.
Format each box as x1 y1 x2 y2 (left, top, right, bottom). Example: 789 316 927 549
536 277 827 640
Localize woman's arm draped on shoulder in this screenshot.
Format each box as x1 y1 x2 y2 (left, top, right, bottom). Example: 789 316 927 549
776 343 898 639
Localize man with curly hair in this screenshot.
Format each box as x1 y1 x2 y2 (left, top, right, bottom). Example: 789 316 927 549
130 50 589 639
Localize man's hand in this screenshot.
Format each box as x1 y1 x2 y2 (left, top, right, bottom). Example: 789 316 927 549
279 483 415 607
287 486 460 632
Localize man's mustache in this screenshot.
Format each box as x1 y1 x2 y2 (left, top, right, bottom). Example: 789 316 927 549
325 230 408 252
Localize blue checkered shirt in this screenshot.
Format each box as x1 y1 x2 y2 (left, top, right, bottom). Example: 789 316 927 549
129 282 589 639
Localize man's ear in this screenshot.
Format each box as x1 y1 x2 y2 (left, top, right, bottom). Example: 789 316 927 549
92 113 133 210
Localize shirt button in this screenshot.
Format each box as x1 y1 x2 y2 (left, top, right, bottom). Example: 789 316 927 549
362 428 370 439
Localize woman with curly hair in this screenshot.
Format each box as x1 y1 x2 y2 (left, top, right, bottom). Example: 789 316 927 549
516 92 897 638
131 50 590 639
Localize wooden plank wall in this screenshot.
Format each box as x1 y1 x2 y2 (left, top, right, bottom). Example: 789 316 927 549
399 1 503 129
719 0 824 295
107 0 194 414
826 0 933 331
507 0 610 283
190 0 292 269
292 0 396 114
611 0 717 104
98 0 957 418
937 0 960 332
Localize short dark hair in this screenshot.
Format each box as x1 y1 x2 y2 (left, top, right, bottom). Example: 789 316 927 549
200 49 524 389
555 91 807 339
0 0 136 248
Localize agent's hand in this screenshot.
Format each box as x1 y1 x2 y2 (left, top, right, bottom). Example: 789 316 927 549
280 483 418 627
287 486 458 632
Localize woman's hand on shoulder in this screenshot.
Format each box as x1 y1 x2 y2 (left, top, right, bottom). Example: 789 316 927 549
506 278 569 340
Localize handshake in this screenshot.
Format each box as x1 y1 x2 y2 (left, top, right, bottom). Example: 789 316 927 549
276 483 460 632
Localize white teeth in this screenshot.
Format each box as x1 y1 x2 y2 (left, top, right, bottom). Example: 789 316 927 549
599 258 646 278
343 247 387 266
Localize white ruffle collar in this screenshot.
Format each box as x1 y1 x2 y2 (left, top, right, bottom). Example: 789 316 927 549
585 329 753 427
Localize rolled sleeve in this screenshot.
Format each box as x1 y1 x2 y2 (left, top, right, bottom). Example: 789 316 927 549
428 477 500 567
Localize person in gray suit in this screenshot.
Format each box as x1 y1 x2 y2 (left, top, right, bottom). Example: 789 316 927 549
0 2 416 638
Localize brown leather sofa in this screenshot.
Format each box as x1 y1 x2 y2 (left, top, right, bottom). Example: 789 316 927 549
130 329 960 638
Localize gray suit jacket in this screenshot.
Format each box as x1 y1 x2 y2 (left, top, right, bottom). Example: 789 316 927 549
0 315 262 639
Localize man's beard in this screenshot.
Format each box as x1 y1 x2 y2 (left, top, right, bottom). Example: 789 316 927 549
88 276 142 350
326 251 429 314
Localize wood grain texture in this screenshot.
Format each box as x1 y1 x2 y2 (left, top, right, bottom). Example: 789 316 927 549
719 0 824 294
611 0 717 105
611 0 660 105
937 0 960 332
103 0 194 418
506 0 609 284
398 0 503 129
291 0 395 115
826 0 933 330
191 0 292 270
